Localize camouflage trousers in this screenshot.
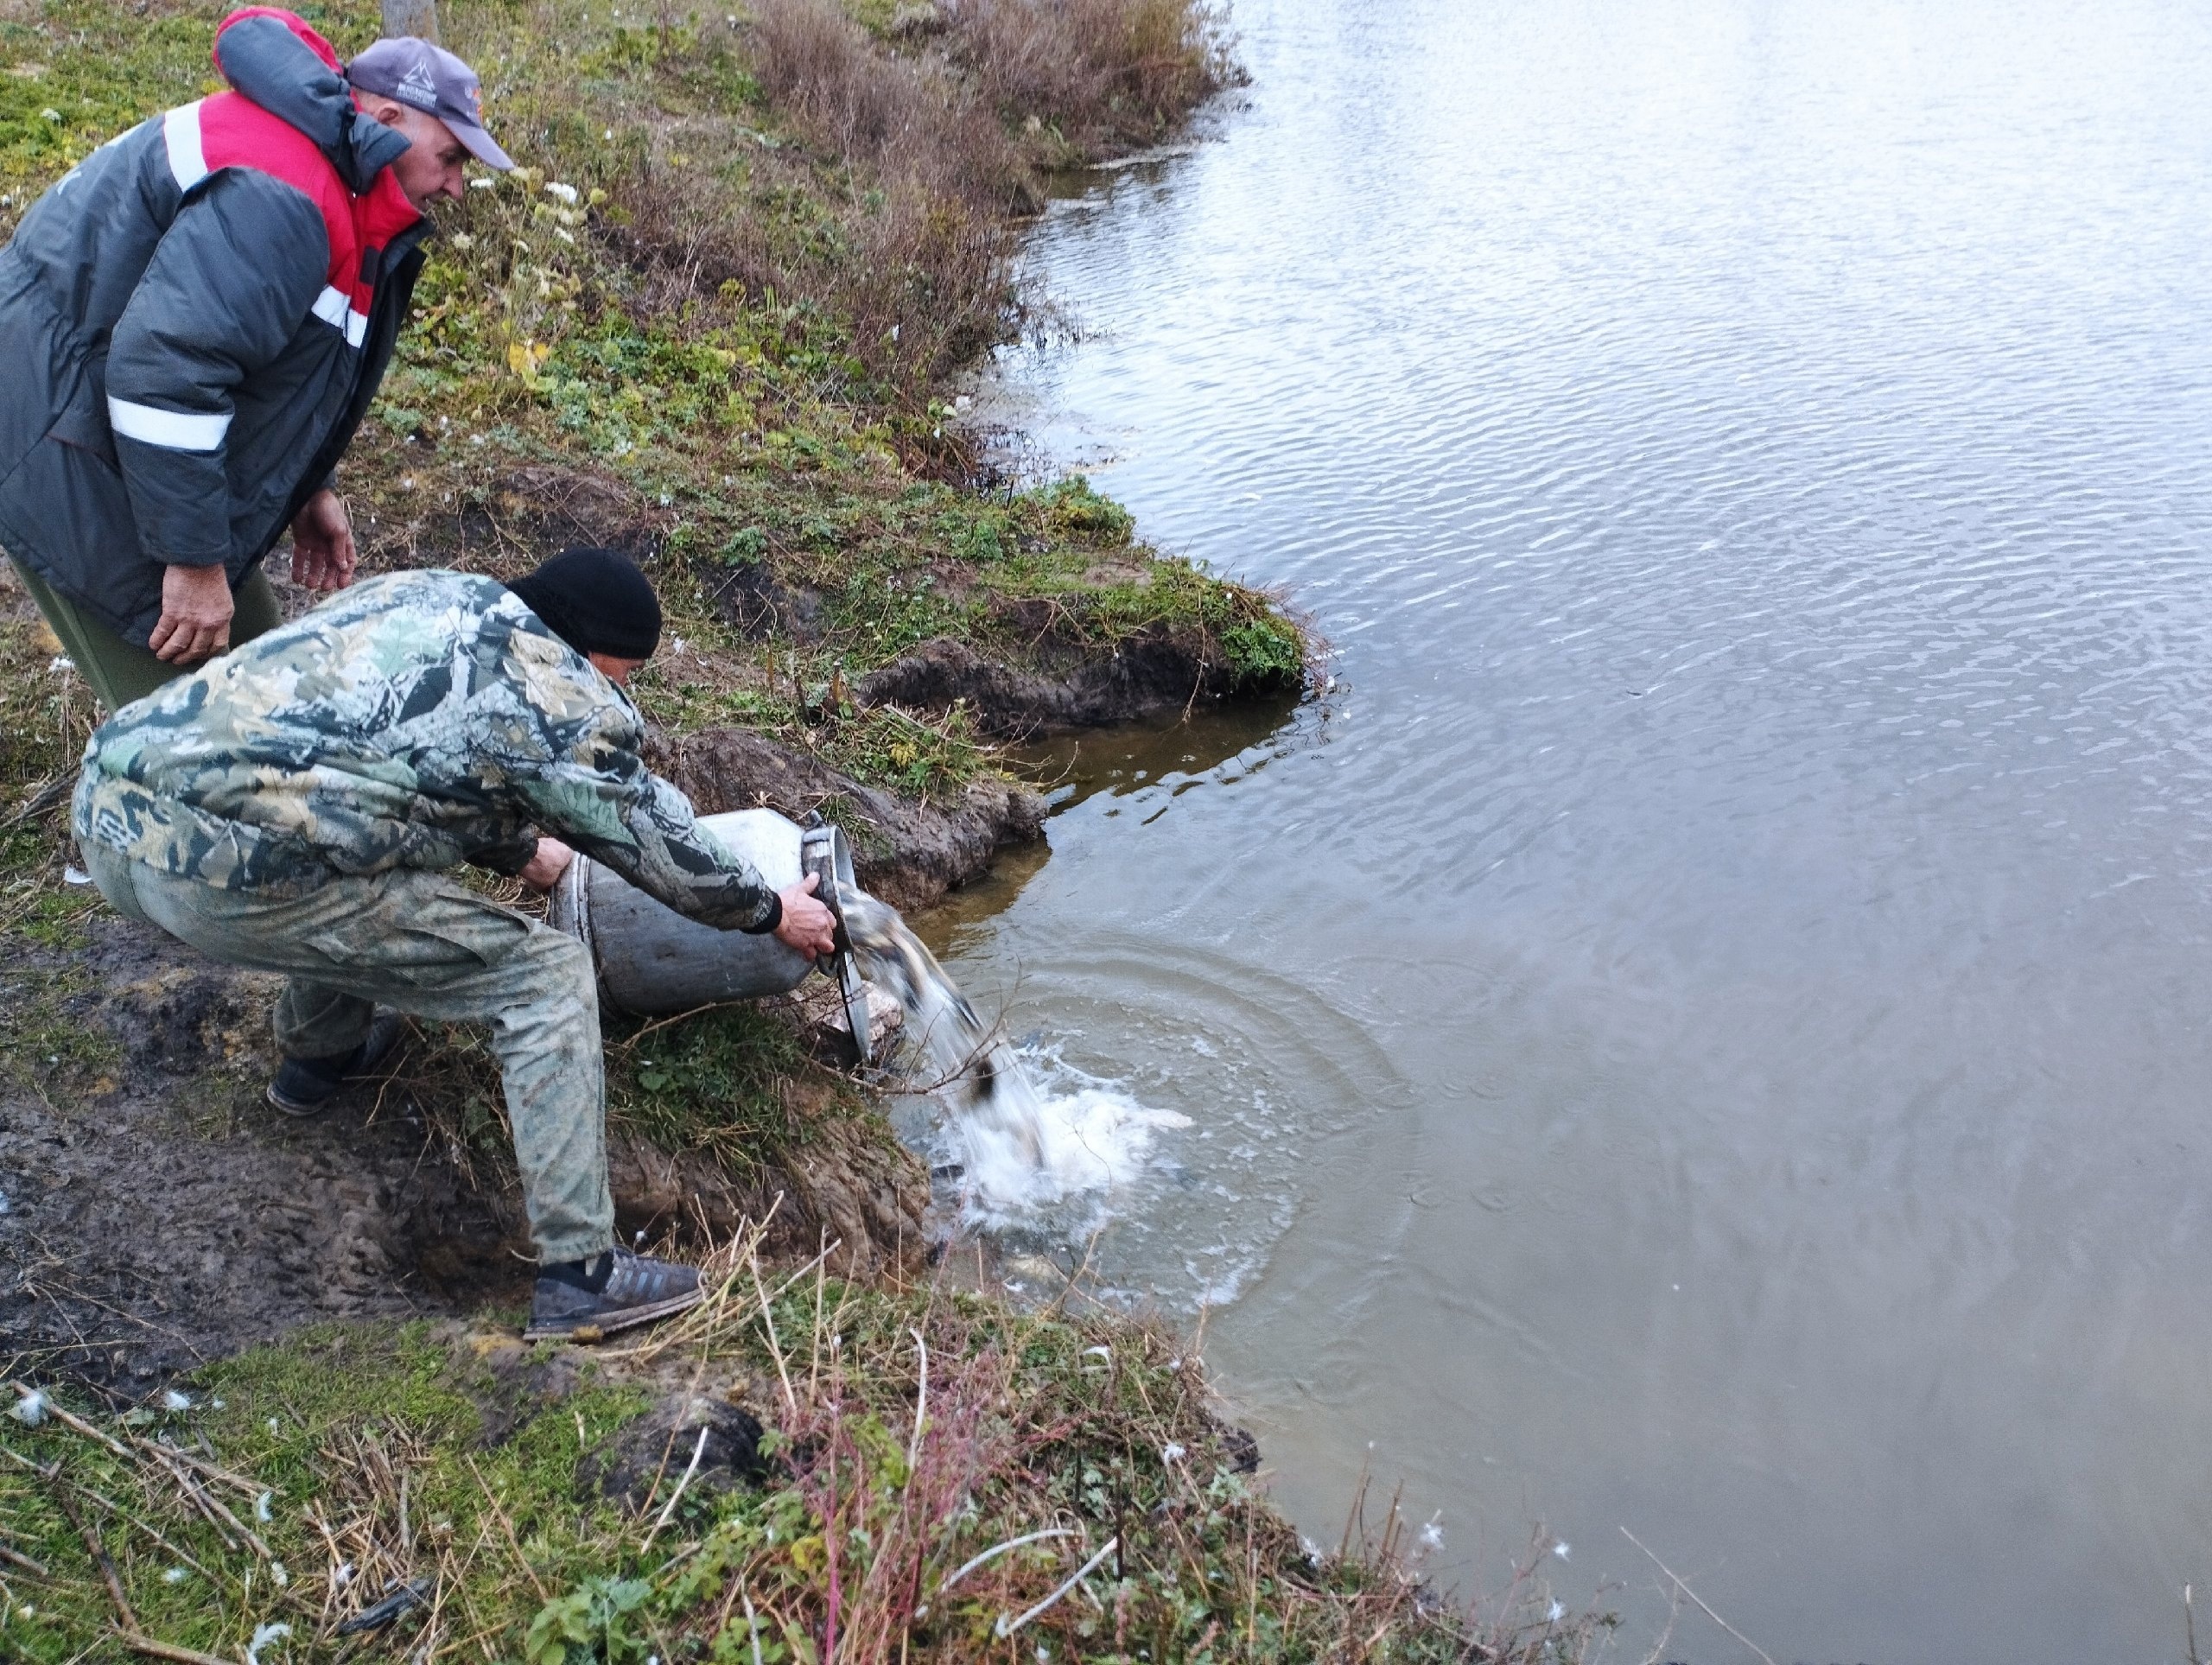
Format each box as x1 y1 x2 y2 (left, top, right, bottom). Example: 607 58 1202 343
79 841 613 1265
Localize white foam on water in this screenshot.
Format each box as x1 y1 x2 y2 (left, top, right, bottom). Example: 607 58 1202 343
956 1083 1192 1230
841 891 1189 1235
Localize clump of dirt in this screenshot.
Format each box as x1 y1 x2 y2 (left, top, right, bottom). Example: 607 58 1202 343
603 1106 929 1276
577 1394 768 1510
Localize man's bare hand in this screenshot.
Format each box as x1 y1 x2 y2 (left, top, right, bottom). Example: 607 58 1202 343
289 488 357 592
774 872 839 962
148 562 235 665
519 836 575 893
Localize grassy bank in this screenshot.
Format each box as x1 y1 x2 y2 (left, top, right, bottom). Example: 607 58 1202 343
0 0 1300 1200
0 1226 1606 1662
0 4 1598 1660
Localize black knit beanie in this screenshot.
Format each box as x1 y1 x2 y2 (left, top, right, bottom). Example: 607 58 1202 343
505 547 662 661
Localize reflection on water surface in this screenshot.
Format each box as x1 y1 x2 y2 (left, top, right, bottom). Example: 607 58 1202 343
938 0 2212 1656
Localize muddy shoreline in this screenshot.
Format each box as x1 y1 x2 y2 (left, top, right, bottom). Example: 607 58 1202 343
0 553 1249 1392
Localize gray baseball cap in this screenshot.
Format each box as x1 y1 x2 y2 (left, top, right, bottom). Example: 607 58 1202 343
347 36 514 171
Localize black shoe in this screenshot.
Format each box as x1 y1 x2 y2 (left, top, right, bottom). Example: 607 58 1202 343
266 1014 403 1118
524 1249 702 1342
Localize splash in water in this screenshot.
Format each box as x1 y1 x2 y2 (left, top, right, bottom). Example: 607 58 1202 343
839 890 1188 1223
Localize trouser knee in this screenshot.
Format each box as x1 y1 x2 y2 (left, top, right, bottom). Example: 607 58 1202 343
500 929 598 1033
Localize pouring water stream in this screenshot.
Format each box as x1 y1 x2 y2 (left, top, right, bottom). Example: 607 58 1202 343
839 889 1190 1229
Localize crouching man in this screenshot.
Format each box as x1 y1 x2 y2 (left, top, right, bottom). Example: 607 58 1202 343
70 548 838 1341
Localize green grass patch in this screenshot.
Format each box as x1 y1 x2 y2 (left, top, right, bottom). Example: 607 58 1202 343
607 1003 868 1179
0 1279 1605 1662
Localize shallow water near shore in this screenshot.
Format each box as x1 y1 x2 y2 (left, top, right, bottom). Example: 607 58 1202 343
938 0 2212 1656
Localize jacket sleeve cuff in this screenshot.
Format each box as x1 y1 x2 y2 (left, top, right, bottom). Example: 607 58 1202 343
737 891 783 936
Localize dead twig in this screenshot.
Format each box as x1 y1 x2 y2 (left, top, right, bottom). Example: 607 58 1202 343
640 1427 710 1555
145 1449 270 1562
749 1248 798 1418
55 1490 136 1632
2 772 72 830
1620 1527 1777 1665
0 1529 48 1579
115 1633 236 1665
10 1381 133 1461
133 1438 266 1501
466 1454 549 1603
996 1537 1117 1638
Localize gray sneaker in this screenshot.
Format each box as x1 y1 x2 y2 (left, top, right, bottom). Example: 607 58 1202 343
524 1249 702 1342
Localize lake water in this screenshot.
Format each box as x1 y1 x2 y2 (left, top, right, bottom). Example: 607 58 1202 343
935 0 2212 1655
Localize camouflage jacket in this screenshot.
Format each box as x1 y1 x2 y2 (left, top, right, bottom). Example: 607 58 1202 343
72 569 781 931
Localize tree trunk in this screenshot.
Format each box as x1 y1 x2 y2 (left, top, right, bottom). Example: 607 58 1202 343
378 0 442 42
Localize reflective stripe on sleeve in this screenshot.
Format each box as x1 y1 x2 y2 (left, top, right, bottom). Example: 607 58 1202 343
107 397 231 453
162 102 208 192
310 285 370 349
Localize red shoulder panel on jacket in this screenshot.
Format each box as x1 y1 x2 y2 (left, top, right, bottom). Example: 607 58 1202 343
212 8 344 76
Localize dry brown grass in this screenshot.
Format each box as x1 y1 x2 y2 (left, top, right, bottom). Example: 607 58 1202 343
741 0 1033 390
754 0 1023 204
2 1222 1618 1663
611 0 1237 397
944 0 1240 160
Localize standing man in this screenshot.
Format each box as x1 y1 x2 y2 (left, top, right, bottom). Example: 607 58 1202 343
73 550 842 1339
0 8 512 710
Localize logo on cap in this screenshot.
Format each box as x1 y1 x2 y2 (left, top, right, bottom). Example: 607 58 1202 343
396 58 439 111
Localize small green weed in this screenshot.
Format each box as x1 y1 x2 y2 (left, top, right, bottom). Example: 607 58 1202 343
524 1573 654 1665
606 1003 865 1178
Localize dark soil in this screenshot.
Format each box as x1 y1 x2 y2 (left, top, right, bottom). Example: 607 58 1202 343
855 624 1245 737
0 908 931 1392
576 1393 769 1510
0 918 517 1393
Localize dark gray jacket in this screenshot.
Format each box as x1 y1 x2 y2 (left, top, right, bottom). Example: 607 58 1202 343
0 9 426 645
